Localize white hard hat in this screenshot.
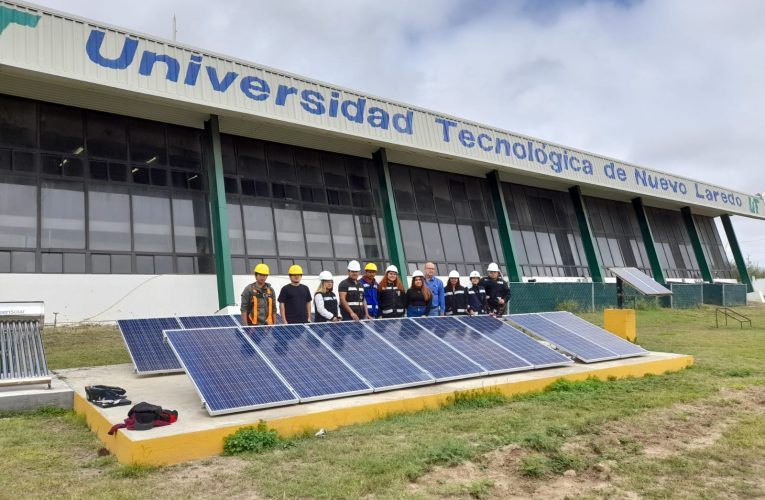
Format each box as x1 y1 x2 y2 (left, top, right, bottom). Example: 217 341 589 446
385 265 399 274
487 262 500 273
448 270 460 279
412 270 424 278
318 270 333 281
469 270 481 278
347 260 361 271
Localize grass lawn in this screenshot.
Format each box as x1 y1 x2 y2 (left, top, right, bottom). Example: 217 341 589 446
1 306 764 499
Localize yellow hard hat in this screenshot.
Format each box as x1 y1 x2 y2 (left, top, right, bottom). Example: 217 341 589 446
364 262 378 272
253 263 270 275
288 264 304 275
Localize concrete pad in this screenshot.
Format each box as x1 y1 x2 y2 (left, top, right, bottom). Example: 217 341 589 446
0 376 73 412
61 353 693 466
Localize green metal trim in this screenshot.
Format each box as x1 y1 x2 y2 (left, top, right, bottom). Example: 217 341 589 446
720 214 754 292
485 170 522 282
631 197 666 284
568 186 603 283
681 207 713 283
372 149 407 274
203 115 235 308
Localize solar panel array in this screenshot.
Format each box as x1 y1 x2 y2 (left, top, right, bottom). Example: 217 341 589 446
609 267 672 296
508 312 648 363
119 311 647 415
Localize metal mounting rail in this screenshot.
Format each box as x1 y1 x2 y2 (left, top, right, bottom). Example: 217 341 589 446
715 307 752 329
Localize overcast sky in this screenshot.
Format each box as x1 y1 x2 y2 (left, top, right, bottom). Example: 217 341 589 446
30 0 765 268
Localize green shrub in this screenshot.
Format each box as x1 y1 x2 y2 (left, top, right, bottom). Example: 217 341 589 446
724 367 754 377
519 454 549 477
223 420 283 455
555 299 582 312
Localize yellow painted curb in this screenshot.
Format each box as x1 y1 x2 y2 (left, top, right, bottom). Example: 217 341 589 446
75 354 693 466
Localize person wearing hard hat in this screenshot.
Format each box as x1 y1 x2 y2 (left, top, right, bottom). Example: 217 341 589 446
360 263 380 319
240 263 277 326
313 271 340 322
338 260 371 321
277 264 312 324
404 270 433 317
466 270 487 315
444 270 468 316
480 262 511 315
377 265 405 318
423 262 445 316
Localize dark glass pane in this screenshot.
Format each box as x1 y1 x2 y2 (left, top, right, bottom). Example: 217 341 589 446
295 148 323 184
155 255 174 274
0 95 36 147
267 143 295 182
150 168 168 186
240 178 256 196
42 155 62 175
221 135 237 174
308 260 323 275
40 104 83 154
231 257 247 275
109 163 127 182
329 213 358 258
322 153 348 188
255 181 269 197
42 253 63 273
11 251 35 273
89 187 131 251
87 111 127 159
41 181 85 249
109 254 130 272
227 203 245 254
132 194 172 252
355 214 382 260
173 196 211 254
167 125 201 170
449 179 471 219
131 166 150 184
321 260 336 274
400 219 425 261
64 253 86 273
303 210 333 257
136 255 154 274
189 174 203 191
0 252 9 273
89 161 109 180
0 178 37 248
243 204 277 255
177 256 195 274
458 225 480 262
236 138 267 178
13 151 36 173
421 221 445 261
390 164 415 213
431 172 453 216
352 191 373 209
91 254 110 273
411 170 435 214
129 119 166 165
171 170 188 189
197 255 214 274
224 176 238 194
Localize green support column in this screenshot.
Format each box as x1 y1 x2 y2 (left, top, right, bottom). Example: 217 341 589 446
485 170 522 282
681 207 713 283
372 149 407 274
631 197 666 284
203 115 235 309
720 214 754 292
568 186 603 282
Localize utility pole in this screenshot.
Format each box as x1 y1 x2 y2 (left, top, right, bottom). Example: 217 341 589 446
172 14 177 42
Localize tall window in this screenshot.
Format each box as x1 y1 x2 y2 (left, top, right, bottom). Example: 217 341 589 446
585 196 651 275
645 207 700 279
694 215 733 279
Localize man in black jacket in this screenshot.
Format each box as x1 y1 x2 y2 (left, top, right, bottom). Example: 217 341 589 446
479 262 510 315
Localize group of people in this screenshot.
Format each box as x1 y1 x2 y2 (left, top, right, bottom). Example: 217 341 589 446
240 260 510 326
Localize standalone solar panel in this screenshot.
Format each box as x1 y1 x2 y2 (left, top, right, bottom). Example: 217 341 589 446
164 327 298 416
537 311 648 358
412 317 532 374
117 317 183 374
244 324 372 401
310 321 434 391
178 315 238 329
459 315 573 368
609 267 672 295
366 319 484 381
508 313 618 363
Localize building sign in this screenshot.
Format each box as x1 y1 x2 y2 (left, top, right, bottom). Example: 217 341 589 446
0 1 762 219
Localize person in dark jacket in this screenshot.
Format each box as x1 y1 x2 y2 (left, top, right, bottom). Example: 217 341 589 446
377 265 405 318
339 260 371 321
444 270 468 316
314 270 340 322
404 270 432 317
479 262 510 315
466 270 487 315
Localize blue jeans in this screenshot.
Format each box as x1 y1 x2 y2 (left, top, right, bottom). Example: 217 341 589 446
406 305 427 317
427 308 440 317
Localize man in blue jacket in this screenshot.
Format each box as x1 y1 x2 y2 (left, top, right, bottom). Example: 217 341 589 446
360 262 379 318
424 262 445 316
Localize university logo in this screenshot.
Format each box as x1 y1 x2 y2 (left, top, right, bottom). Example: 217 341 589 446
0 5 40 36
749 196 760 215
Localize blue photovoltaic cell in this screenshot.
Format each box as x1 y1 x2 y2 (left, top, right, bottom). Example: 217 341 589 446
117 317 183 374
412 317 532 373
367 319 484 381
179 315 238 329
509 313 618 363
538 312 648 358
459 315 573 368
609 267 672 295
164 327 297 415
310 321 434 390
244 324 371 401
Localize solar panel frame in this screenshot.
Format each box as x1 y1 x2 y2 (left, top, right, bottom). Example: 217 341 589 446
411 316 533 375
458 315 574 369
117 317 184 375
508 313 619 363
609 267 672 296
163 327 299 416
537 311 649 359
178 315 239 329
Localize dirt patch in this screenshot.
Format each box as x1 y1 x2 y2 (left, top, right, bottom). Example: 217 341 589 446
409 387 765 499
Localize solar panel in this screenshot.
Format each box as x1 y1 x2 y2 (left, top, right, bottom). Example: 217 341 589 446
458 315 573 368
164 327 298 416
244 324 372 401
412 317 533 374
609 267 672 296
117 317 183 375
309 321 434 391
366 319 484 381
537 311 648 358
508 313 619 363
178 315 238 329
